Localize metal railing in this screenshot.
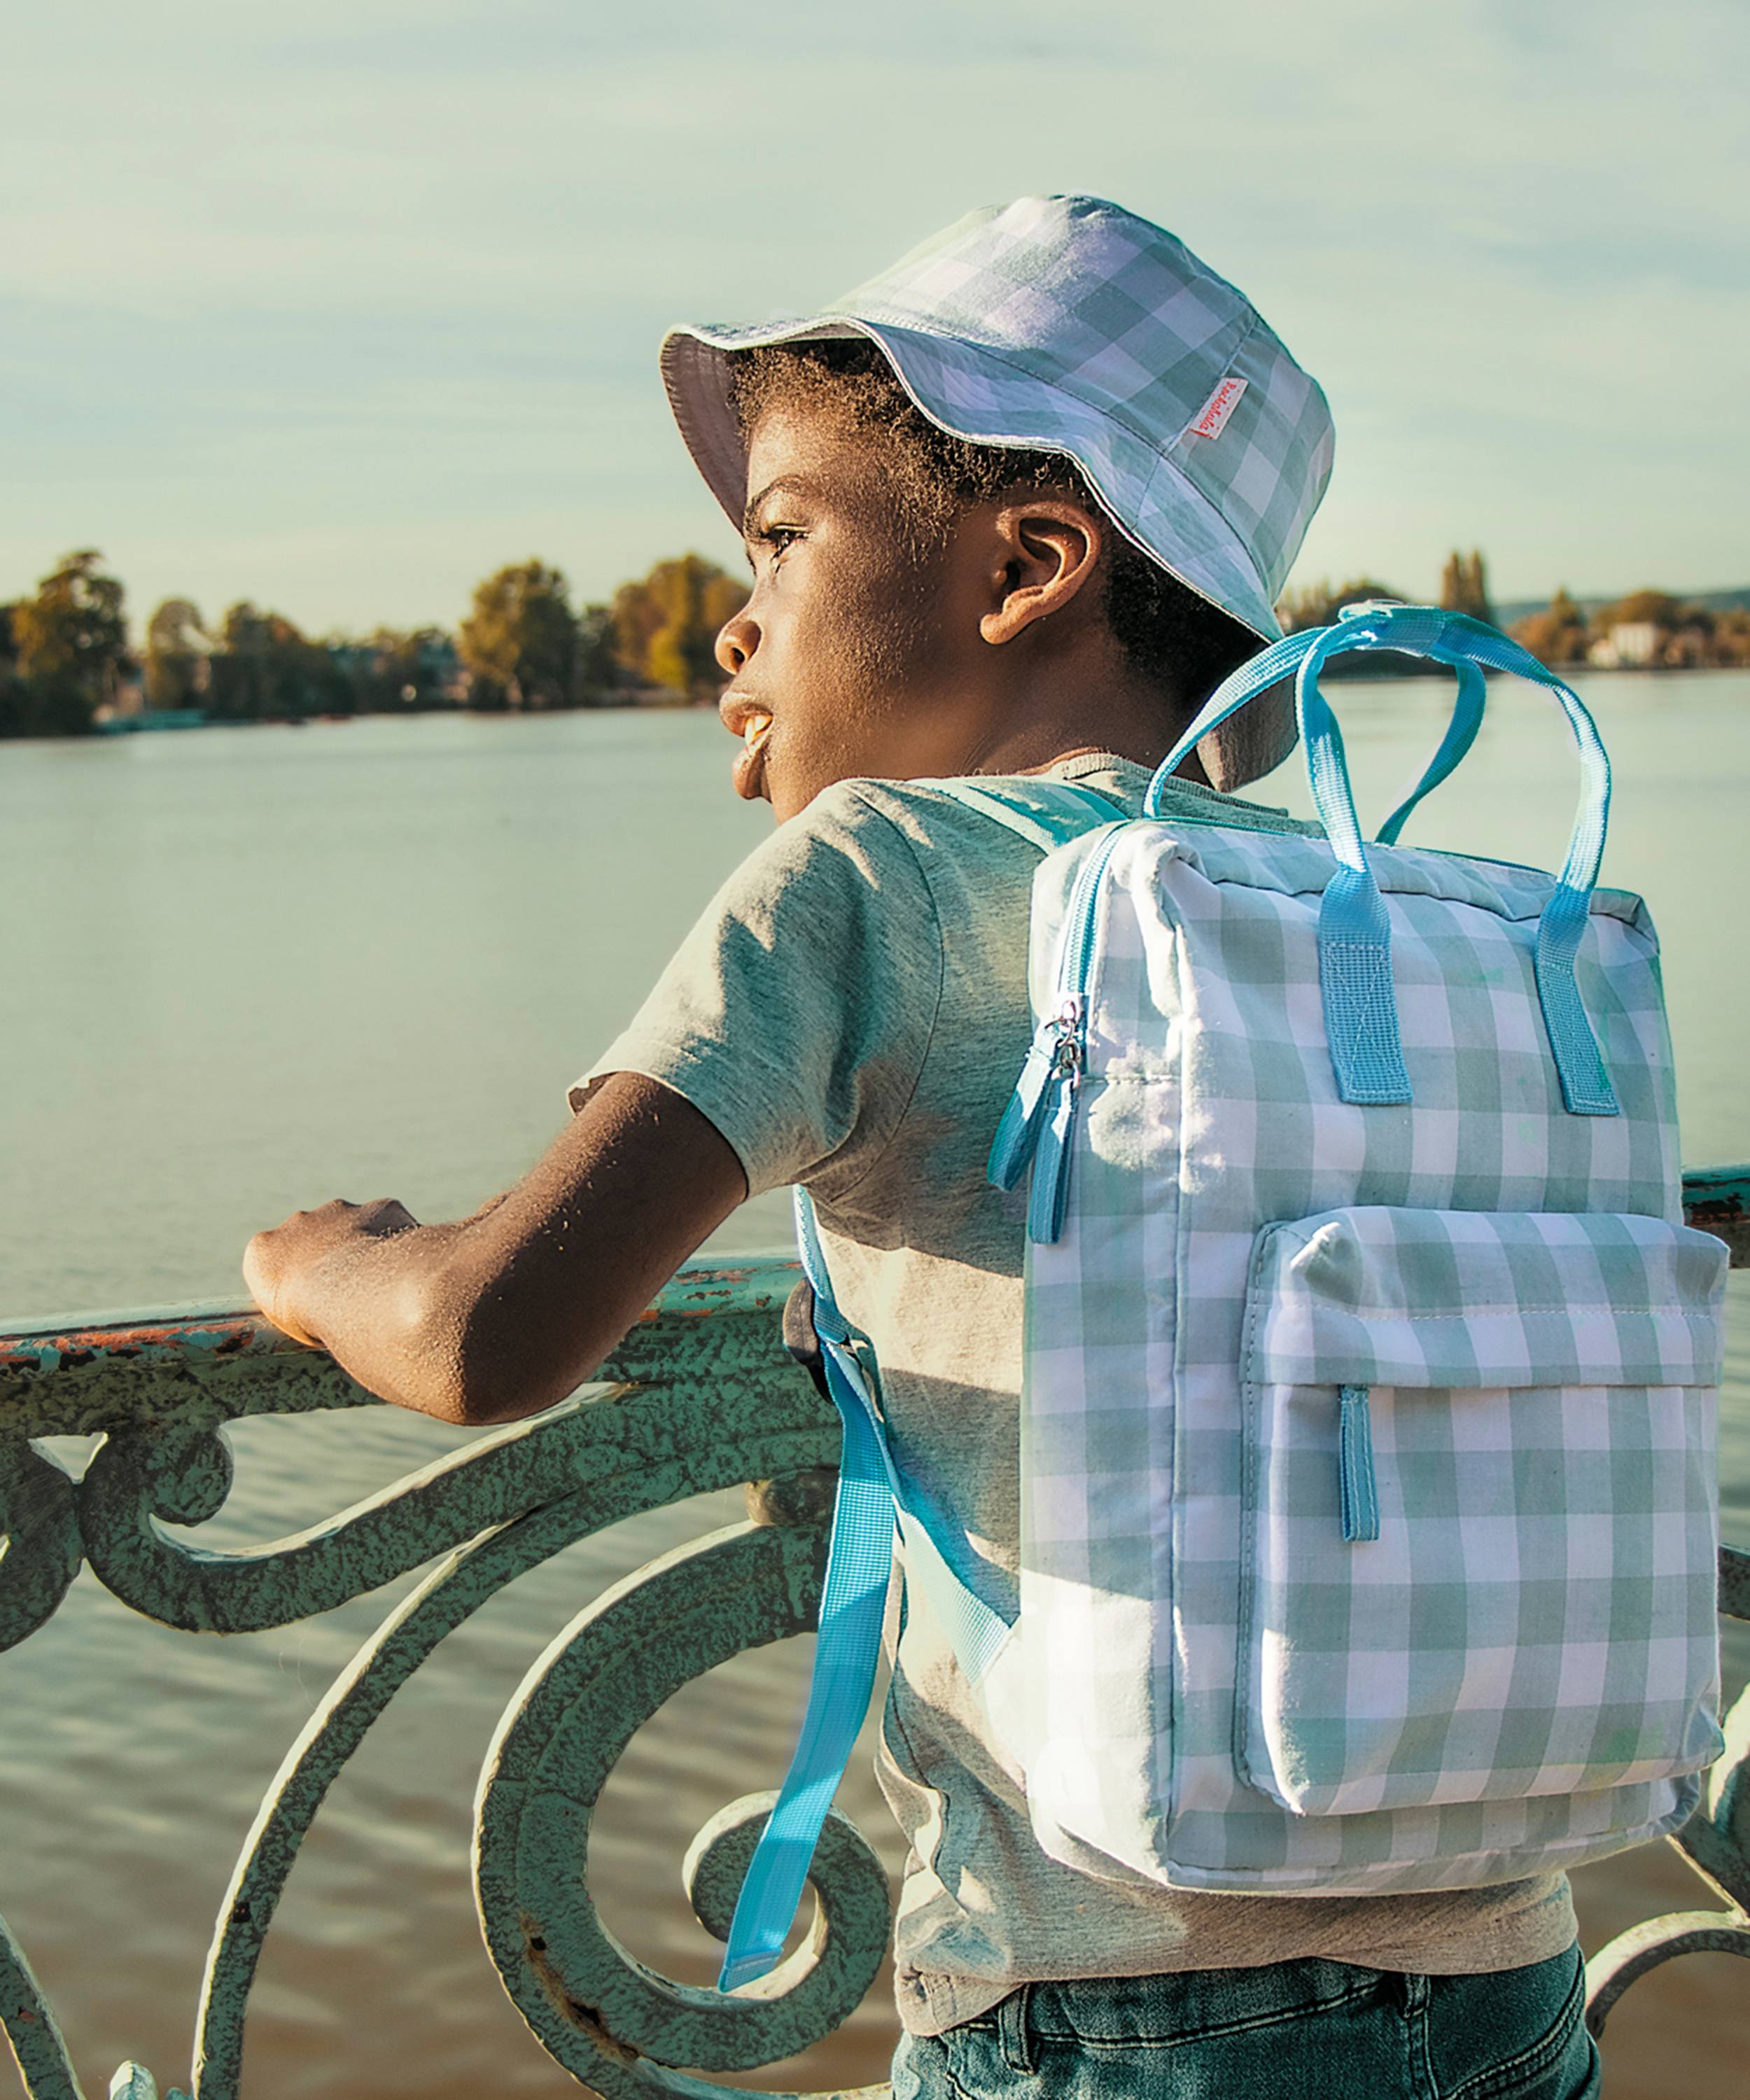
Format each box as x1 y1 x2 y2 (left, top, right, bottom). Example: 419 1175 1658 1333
0 1170 1746 2099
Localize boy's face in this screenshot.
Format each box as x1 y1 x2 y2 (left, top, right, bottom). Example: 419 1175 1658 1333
716 402 994 823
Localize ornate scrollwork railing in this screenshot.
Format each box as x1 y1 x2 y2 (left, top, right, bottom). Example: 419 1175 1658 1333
0 1170 1746 2096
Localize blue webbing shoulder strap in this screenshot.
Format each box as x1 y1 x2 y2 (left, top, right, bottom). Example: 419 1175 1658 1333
922 776 1129 846
714 1188 909 1991
718 777 1116 1991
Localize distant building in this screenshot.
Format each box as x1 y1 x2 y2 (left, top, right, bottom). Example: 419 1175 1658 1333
421 633 469 704
1588 622 1660 669
325 630 466 708
438 643 474 706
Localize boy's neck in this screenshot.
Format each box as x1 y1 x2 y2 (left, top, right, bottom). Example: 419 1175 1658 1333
951 647 1210 788
967 720 1211 790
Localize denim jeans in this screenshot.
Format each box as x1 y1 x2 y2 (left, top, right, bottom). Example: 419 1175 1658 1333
891 1943 1600 2100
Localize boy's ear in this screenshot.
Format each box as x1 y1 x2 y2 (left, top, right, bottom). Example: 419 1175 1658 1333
979 498 1104 647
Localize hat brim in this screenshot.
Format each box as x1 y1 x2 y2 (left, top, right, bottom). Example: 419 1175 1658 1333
662 315 1298 789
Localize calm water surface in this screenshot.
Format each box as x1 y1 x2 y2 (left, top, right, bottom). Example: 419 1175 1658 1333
2 680 1746 2098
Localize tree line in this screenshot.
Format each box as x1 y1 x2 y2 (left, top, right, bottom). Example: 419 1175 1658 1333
6 544 1747 741
1508 587 1750 671
1282 550 1750 671
0 551 748 737
1280 550 1497 634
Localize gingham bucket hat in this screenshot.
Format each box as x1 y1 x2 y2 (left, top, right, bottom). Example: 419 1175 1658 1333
661 194 1336 788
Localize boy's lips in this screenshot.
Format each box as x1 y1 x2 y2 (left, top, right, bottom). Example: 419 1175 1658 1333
731 708 774 802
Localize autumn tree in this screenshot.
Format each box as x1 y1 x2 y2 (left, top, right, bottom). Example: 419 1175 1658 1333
610 554 745 696
458 560 581 709
144 597 211 709
1660 608 1719 669
1438 550 1494 626
1711 608 1750 668
1595 589 1685 634
1512 588 1590 668
10 550 128 732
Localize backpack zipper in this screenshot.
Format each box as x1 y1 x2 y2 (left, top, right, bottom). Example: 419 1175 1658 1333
987 824 1126 1240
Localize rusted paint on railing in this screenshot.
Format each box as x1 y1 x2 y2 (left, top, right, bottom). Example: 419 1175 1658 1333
0 1173 1744 2097
0 1263 805 1435
1683 1163 1750 1268
3 1161 1740 1405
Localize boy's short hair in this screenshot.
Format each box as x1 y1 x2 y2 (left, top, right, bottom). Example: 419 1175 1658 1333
729 338 1260 722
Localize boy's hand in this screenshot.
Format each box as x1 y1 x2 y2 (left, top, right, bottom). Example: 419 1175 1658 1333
244 1197 419 1347
239 1074 748 1425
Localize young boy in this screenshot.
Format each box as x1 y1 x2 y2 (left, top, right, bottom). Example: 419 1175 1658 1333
244 197 1599 2098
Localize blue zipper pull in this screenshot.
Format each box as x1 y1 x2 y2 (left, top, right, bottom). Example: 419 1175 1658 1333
1026 1000 1086 1242
1338 1385 1380 1542
988 1026 1061 1189
988 998 1087 1194
993 820 1121 1234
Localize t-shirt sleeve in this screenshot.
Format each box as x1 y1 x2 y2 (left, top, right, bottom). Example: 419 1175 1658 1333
570 783 944 1200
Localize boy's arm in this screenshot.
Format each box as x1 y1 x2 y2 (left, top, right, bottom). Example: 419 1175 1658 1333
241 1072 749 1425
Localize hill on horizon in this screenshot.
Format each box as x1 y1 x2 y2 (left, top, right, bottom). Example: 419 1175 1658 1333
1492 585 1750 626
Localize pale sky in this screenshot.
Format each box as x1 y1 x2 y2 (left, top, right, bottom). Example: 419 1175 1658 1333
4 1 1746 638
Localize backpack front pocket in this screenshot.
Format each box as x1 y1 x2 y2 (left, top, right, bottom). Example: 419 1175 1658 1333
1238 1206 1728 1820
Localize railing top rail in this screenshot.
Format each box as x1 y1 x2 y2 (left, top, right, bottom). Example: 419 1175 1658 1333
3 1163 1745 1376
0 1257 803 1368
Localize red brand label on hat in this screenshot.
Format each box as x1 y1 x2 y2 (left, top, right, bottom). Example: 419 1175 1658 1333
1189 377 1247 440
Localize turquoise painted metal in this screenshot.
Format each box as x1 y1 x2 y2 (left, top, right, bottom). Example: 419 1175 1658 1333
0 1176 1744 2098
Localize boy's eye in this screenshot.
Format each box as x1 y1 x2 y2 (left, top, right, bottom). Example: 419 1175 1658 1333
760 525 804 556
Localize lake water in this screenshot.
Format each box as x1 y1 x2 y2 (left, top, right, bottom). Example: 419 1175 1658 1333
2 680 1746 2099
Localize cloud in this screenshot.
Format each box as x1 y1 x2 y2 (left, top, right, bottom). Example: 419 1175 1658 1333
4 0 1746 627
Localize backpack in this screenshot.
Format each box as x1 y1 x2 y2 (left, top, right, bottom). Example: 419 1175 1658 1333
715 602 1728 1991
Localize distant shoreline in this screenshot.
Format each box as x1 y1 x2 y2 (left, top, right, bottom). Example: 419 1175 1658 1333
85 659 1746 738
92 692 723 735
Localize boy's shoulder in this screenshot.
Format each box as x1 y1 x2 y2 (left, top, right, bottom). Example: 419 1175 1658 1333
792 758 1313 859
716 757 1317 956
734 773 1095 914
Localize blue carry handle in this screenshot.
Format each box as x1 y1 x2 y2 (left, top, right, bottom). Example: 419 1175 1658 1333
1374 657 1487 846
717 1189 1010 1991
1148 603 1618 1117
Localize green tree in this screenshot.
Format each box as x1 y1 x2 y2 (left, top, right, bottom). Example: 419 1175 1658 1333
610 554 746 697
207 602 273 718
10 550 127 732
144 597 211 709
458 560 580 709
1438 550 1494 626
207 602 344 720
575 604 622 704
1276 577 1427 679
0 603 31 738
1277 577 1406 632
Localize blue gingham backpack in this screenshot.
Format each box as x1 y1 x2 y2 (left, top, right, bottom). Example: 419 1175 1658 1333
717 602 1728 1989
